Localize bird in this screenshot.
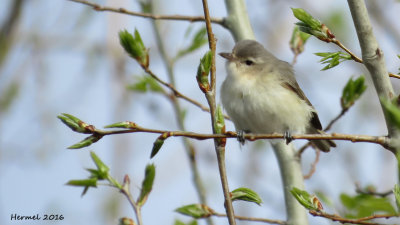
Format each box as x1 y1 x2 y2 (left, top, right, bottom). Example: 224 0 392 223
219 39 335 152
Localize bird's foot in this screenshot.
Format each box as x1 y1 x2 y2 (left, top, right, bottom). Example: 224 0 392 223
284 131 293 145
237 130 246 145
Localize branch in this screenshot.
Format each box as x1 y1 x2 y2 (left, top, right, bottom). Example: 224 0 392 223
331 39 400 79
212 212 287 225
201 0 236 224
355 183 393 197
303 149 320 179
347 0 396 138
149 9 213 225
310 210 398 225
142 66 229 119
59 117 392 150
67 0 225 26
102 128 389 146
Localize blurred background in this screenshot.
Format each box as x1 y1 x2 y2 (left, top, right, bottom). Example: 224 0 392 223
1 0 400 224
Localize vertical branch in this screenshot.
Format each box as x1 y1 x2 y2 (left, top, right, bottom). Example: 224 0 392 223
223 0 255 41
201 0 236 224
347 0 396 136
223 1 309 224
148 1 212 224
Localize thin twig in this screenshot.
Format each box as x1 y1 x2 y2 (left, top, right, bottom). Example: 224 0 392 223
309 210 398 225
149 10 213 225
213 212 287 225
119 175 143 225
331 38 400 79
67 0 225 26
84 124 393 150
201 0 236 224
303 149 320 179
355 182 393 197
141 66 229 119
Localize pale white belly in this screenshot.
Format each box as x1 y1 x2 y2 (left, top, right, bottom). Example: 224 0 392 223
221 75 313 135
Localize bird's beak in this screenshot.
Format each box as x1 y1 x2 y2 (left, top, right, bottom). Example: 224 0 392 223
219 52 235 61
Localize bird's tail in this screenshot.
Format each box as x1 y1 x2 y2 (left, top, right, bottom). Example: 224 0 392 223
309 129 336 152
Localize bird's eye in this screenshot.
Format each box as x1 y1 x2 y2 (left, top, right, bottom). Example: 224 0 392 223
245 60 254 66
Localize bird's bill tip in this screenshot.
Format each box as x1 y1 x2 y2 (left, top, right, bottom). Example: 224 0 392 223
218 52 234 60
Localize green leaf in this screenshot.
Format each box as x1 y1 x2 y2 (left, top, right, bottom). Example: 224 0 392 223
104 121 138 129
90 151 110 178
315 191 334 208
174 220 197 225
0 81 19 113
292 8 321 30
137 164 156 206
58 113 94 134
175 204 213 219
340 193 397 218
231 187 262 205
314 51 352 71
291 8 334 41
341 76 367 110
214 105 225 134
150 134 166 158
290 187 320 211
66 178 98 187
176 27 208 59
139 0 152 13
66 178 98 197
196 51 212 92
381 97 400 130
119 29 149 67
119 217 135 225
290 26 311 56
67 134 102 149
393 184 400 212
127 75 164 93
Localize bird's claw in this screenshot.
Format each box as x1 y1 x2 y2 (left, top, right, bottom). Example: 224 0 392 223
237 130 246 145
284 131 293 145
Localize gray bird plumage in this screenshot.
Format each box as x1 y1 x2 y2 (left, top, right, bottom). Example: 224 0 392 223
220 40 335 152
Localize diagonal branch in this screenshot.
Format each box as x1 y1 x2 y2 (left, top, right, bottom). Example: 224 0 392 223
67 0 225 26
310 210 398 225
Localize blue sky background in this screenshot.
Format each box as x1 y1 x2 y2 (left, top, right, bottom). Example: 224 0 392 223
1 0 400 224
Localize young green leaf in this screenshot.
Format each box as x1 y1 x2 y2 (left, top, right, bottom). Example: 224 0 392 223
0 81 19 113
393 184 400 212
150 134 168 158
174 219 198 225
214 105 225 134
196 51 212 92
137 164 156 206
231 187 262 205
340 193 397 218
66 178 98 188
381 97 400 130
341 76 367 110
58 113 94 134
66 178 98 197
119 217 136 225
127 75 164 93
90 151 109 177
175 204 213 219
315 52 352 70
104 121 138 129
290 187 320 211
291 8 334 42
67 134 102 149
176 27 208 59
119 29 149 67
290 26 311 56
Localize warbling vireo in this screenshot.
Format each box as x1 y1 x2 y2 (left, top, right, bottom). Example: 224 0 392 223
219 40 335 152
